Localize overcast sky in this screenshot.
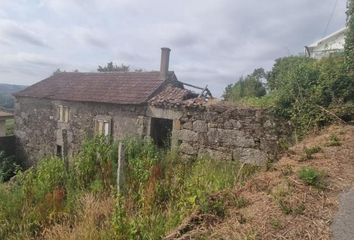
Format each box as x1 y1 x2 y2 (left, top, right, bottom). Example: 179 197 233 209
0 0 347 96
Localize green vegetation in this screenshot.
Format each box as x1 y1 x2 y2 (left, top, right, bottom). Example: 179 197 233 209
224 54 354 137
345 0 354 72
298 167 326 189
223 68 267 102
302 146 322 160
113 138 258 239
0 136 258 239
327 134 342 146
0 151 18 182
278 199 305 215
97 62 130 72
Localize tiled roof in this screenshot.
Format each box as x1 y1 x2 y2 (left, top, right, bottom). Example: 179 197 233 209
14 72 177 105
149 85 208 109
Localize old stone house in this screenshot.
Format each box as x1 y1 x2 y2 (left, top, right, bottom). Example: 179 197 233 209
14 48 288 167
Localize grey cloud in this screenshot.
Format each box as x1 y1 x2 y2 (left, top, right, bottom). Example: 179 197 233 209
3 26 48 47
115 51 151 64
170 32 201 48
0 38 11 46
82 33 107 49
0 0 347 97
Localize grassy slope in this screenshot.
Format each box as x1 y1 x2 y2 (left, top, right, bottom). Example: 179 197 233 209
169 125 354 239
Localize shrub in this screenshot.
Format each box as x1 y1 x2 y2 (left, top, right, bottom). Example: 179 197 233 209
0 157 68 239
302 146 322 160
327 134 342 146
225 54 354 137
74 136 117 190
112 139 259 239
0 136 259 239
0 151 18 182
223 68 267 101
298 167 326 189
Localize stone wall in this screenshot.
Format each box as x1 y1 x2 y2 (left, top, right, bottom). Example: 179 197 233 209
172 104 290 165
15 97 146 166
15 96 290 167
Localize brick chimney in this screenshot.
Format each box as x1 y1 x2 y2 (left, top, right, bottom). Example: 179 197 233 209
160 47 171 80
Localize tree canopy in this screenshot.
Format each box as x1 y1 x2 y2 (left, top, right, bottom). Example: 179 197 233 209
223 68 266 101
97 62 130 72
224 54 353 137
345 0 354 72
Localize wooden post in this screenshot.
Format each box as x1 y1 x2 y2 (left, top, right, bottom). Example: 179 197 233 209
117 142 125 194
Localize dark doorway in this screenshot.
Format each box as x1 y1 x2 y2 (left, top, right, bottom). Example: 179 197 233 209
150 118 173 148
56 145 63 158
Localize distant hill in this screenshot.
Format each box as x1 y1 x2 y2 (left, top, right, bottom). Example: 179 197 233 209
0 83 27 111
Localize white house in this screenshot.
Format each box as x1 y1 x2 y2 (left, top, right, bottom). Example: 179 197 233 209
305 27 347 59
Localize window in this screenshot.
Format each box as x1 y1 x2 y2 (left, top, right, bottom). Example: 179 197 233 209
94 116 112 136
58 105 69 122
104 122 110 136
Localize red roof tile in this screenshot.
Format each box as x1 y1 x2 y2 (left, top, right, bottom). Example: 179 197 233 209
149 85 208 109
14 72 177 105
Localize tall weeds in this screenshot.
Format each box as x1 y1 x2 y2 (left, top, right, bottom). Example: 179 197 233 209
113 138 259 239
0 136 258 239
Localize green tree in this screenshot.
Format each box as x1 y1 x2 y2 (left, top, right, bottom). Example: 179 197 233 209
267 55 353 136
97 62 130 72
345 0 354 72
223 68 267 101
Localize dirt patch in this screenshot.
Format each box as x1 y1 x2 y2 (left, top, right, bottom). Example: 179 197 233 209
166 125 354 239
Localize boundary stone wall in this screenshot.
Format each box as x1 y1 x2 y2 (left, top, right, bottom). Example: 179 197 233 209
173 104 290 165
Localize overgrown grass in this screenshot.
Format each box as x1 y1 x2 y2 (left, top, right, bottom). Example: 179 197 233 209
298 167 326 189
301 146 322 160
113 138 259 239
0 136 259 239
0 151 19 182
327 134 342 146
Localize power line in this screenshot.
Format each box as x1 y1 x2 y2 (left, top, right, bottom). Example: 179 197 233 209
323 0 339 37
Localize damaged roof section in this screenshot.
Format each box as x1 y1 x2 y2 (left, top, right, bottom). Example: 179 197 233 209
149 85 210 109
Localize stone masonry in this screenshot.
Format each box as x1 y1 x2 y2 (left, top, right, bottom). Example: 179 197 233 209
15 97 146 166
171 103 290 165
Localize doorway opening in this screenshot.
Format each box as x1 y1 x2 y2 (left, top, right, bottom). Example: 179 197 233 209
56 145 63 158
150 117 173 148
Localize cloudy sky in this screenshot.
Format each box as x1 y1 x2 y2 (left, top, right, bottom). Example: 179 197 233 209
0 0 347 96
